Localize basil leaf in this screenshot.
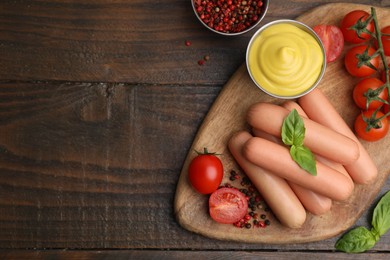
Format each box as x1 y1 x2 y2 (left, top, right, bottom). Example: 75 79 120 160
335 226 377 253
281 109 305 146
281 110 316 176
290 145 317 176
372 191 390 236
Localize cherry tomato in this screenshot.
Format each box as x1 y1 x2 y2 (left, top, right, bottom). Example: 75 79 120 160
313 24 344 63
188 148 223 194
381 66 390 82
340 10 374 44
353 78 387 110
383 104 390 119
354 110 389 142
209 187 248 224
344 45 379 77
381 26 390 56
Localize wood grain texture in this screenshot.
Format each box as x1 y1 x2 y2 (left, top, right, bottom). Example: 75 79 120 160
0 0 390 257
175 3 390 244
1 250 390 260
0 0 385 84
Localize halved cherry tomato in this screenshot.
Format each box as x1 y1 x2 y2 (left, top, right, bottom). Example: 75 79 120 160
381 26 390 56
313 24 344 63
188 148 223 194
340 10 374 44
353 77 387 110
344 45 379 77
209 187 248 224
354 110 389 142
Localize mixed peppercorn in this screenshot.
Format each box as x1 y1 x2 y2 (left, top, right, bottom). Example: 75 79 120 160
193 0 264 34
225 170 271 229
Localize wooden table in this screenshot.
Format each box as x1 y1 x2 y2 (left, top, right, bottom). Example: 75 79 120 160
0 0 389 259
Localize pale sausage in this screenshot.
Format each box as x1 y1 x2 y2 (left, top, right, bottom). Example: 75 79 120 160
281 101 351 180
229 131 307 228
252 128 332 215
298 88 377 184
243 137 355 201
247 102 360 165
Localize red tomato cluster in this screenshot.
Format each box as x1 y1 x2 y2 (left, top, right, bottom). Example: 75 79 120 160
313 9 390 141
340 10 390 142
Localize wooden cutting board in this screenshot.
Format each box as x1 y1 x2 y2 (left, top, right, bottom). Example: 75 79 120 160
174 3 390 243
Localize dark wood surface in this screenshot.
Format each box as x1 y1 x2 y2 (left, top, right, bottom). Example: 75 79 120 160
0 0 389 259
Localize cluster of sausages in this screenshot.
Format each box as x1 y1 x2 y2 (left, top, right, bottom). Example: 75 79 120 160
228 88 378 228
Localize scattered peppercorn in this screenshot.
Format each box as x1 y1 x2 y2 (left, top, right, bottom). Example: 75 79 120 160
227 169 272 229
198 59 205 66
185 40 192 46
258 221 266 228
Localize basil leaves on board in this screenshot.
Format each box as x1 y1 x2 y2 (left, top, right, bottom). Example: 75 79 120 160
281 109 317 176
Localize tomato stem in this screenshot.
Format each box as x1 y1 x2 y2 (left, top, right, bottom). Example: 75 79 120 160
194 147 220 155
363 85 389 110
371 7 390 105
362 108 383 131
350 12 375 40
356 45 378 70
362 105 390 133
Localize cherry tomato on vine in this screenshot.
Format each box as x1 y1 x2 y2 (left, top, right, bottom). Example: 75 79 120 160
380 26 390 56
340 10 374 44
383 104 390 119
313 24 344 63
209 187 248 224
381 65 390 82
188 148 223 194
353 77 387 110
344 45 379 77
354 110 389 142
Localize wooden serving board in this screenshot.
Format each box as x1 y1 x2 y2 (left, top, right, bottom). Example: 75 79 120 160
174 3 390 243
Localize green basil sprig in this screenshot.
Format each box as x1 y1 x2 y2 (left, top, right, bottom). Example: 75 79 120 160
281 109 317 176
336 190 390 253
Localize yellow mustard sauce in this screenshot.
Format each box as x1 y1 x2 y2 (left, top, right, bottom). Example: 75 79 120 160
248 23 324 97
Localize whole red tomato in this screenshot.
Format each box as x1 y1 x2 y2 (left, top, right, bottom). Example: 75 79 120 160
209 187 248 224
344 45 379 77
313 24 344 63
381 26 390 56
340 10 374 44
354 110 389 142
353 77 387 110
383 104 390 119
188 148 223 194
